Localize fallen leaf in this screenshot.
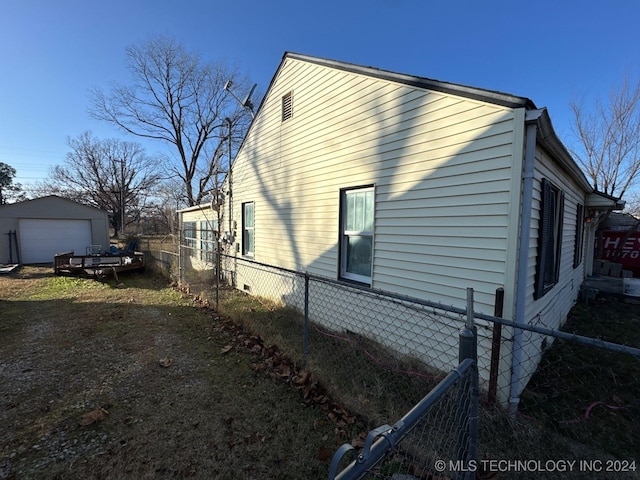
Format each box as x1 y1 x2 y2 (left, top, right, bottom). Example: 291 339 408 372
351 432 366 448
318 446 333 462
159 357 172 368
220 345 233 354
293 369 311 385
79 407 109 426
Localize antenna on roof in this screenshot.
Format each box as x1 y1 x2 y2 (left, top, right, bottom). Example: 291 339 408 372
241 84 257 111
223 81 256 118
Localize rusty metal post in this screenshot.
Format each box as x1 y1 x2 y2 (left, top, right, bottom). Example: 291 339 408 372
488 287 504 404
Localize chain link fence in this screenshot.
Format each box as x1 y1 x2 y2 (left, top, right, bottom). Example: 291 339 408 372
475 306 640 479
144 239 640 479
329 358 478 480
140 235 179 280
329 311 479 480
217 253 476 425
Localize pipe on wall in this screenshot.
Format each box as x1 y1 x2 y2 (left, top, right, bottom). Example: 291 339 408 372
508 110 540 415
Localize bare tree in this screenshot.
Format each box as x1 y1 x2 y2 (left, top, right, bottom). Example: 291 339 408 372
88 35 253 207
623 192 640 218
570 76 640 200
39 132 161 236
154 178 190 234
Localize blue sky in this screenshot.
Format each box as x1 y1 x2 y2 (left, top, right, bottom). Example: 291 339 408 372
1 0 639 193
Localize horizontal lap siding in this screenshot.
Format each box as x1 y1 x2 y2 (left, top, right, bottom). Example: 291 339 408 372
373 116 515 312
230 58 519 312
525 146 585 327
511 145 587 399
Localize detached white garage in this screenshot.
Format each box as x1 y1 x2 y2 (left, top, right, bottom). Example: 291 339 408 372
0 196 110 264
19 219 94 263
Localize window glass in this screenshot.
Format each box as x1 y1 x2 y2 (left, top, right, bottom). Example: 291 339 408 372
345 190 375 232
535 179 564 299
245 229 254 255
200 220 217 262
346 236 373 277
183 221 197 249
364 190 374 231
244 203 254 228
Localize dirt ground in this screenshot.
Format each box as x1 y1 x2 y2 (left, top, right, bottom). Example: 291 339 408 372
0 267 342 480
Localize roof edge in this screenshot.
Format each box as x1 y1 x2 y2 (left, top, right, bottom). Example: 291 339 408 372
177 203 213 214
285 52 536 110
0 195 107 213
588 190 625 210
525 109 593 192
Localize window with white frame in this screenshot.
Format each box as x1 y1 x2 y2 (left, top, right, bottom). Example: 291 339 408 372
200 219 218 263
340 186 375 284
535 179 564 299
242 202 254 256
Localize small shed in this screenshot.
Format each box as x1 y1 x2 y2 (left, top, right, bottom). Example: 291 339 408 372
177 203 219 270
0 196 110 264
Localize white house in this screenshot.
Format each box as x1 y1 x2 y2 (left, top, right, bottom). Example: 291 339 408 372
208 53 620 409
0 196 110 264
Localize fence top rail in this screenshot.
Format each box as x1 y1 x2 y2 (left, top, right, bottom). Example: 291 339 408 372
218 253 640 357
220 252 470 316
482 312 640 357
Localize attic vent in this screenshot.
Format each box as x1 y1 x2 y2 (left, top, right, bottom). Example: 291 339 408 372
282 91 293 121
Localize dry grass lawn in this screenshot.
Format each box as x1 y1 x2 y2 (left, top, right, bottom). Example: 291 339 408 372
0 267 343 480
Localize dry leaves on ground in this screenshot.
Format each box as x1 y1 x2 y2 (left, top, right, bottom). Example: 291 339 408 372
79 407 109 426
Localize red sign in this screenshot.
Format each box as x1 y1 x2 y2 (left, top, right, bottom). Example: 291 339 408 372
599 230 640 275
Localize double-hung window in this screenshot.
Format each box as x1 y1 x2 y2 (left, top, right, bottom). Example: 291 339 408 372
340 186 375 284
535 179 564 299
242 202 254 256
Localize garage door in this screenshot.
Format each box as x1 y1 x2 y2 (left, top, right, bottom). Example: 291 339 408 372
19 219 93 264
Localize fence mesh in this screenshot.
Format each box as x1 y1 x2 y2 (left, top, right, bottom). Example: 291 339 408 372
477 300 640 468
142 239 640 480
329 358 477 480
140 235 179 281
216 254 471 426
